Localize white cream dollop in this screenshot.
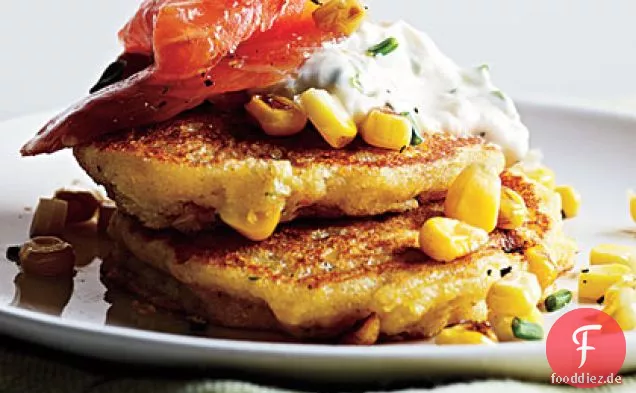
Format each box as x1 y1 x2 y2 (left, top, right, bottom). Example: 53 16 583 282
284 21 529 163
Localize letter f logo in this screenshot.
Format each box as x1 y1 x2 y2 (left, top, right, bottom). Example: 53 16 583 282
572 324 603 368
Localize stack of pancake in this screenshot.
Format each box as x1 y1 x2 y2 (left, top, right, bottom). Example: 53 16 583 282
74 106 576 342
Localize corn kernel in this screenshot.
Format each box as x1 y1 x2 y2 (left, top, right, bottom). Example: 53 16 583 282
219 208 282 241
498 187 528 230
629 190 636 223
578 264 633 303
590 244 636 273
444 164 502 233
524 166 556 189
245 95 307 137
525 245 558 290
489 307 544 342
487 271 542 316
340 314 380 345
603 282 636 331
435 323 496 345
312 0 366 35
555 185 581 219
419 217 489 263
298 88 357 149
360 109 412 150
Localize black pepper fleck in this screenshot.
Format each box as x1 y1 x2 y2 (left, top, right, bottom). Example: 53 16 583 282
582 269 590 273
500 266 513 277
204 79 214 87
596 296 605 305
487 269 493 276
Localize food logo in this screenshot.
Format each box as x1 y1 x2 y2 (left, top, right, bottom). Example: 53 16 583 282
546 308 626 387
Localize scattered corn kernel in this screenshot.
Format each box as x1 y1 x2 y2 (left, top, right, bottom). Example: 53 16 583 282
525 245 558 290
591 244 636 273
30 198 69 237
435 323 496 345
54 189 100 223
497 187 528 230
360 109 412 150
419 217 489 263
245 94 308 137
340 314 380 345
312 0 366 35
487 271 542 316
298 88 357 149
629 190 636 223
524 166 556 189
220 208 282 241
489 307 543 342
578 264 633 303
603 282 636 331
555 185 581 219
444 164 501 233
19 236 75 277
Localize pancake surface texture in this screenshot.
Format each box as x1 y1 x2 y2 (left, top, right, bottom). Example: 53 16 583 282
75 108 505 233
104 167 576 340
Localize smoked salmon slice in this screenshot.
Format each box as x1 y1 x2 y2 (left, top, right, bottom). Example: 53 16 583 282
21 0 341 156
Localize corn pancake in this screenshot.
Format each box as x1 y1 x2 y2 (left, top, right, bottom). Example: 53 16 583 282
75 108 505 235
102 168 576 341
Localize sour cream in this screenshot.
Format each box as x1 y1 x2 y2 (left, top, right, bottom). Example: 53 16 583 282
283 21 529 163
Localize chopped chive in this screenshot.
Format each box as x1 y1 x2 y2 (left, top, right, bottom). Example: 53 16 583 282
5 246 20 264
491 90 506 100
400 111 424 146
350 73 364 93
448 88 458 94
512 317 544 341
544 289 573 312
367 37 399 57
478 64 490 72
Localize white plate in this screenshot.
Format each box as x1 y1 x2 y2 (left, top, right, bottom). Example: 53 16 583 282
1 102 636 383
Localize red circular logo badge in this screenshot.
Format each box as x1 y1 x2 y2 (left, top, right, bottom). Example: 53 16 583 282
546 308 626 388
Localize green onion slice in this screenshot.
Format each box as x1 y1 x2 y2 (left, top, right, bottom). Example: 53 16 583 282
491 90 506 100
400 111 423 146
512 317 544 341
367 37 399 57
544 289 573 312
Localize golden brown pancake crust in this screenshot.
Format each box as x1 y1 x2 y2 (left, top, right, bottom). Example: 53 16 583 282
75 107 506 232
104 169 576 340
88 107 495 169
